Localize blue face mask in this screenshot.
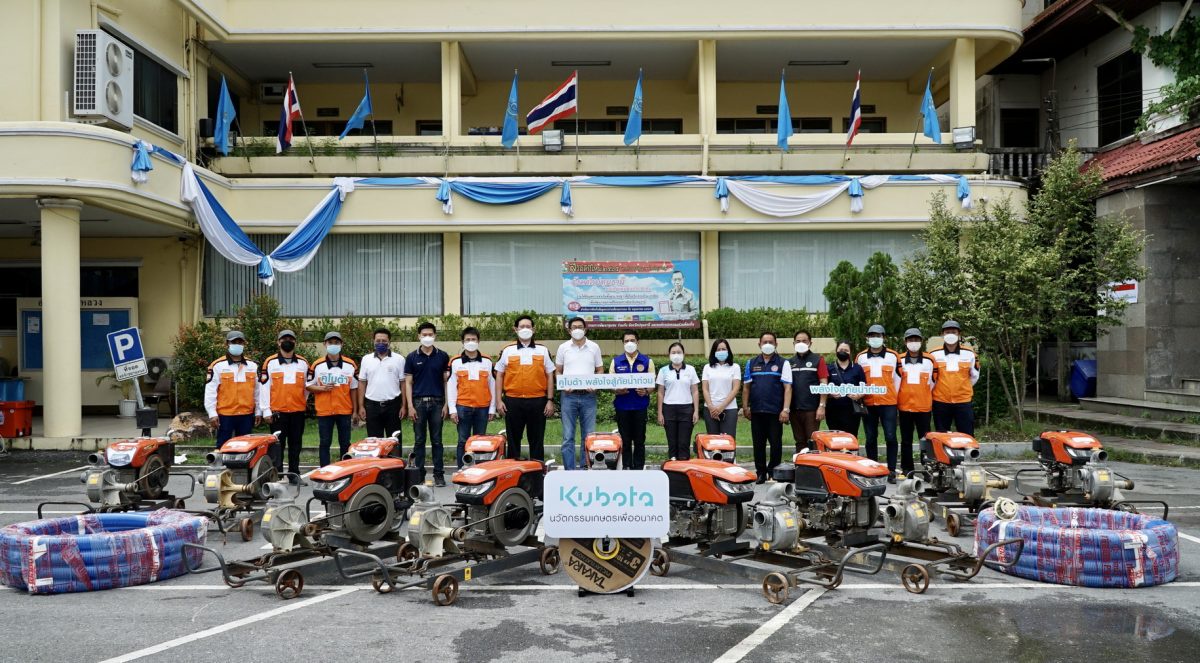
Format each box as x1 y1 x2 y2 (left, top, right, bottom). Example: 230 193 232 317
374 342 390 354
714 350 729 362
326 344 342 355
227 344 244 356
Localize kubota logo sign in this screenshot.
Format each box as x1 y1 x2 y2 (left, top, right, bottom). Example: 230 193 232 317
544 471 669 539
557 485 655 508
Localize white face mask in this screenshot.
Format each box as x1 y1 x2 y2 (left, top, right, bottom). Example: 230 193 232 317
420 335 436 347
760 343 776 355
867 337 884 350
944 333 959 345
516 328 534 341
669 353 684 365
570 328 586 341
463 341 479 353
906 341 922 353
624 341 638 354
794 342 810 354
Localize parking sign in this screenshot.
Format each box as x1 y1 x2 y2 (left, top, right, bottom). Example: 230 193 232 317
106 327 147 380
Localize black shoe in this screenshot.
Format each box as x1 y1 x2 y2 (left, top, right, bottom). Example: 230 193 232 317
887 474 897 484
288 475 300 485
434 475 446 487
755 475 767 485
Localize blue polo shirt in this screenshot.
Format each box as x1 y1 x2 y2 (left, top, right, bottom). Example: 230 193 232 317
743 353 792 414
406 347 451 398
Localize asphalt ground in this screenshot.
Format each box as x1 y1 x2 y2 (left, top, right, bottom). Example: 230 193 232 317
0 452 1197 663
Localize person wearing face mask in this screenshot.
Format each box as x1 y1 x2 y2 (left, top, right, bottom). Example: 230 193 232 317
610 330 654 470
406 322 452 486
929 320 980 435
307 332 359 466
824 340 867 435
358 327 406 444
856 324 901 482
447 327 496 470
657 342 700 461
741 332 793 484
205 330 262 449
258 330 309 479
702 338 741 436
787 330 829 453
555 317 605 470
495 315 556 461
896 328 936 478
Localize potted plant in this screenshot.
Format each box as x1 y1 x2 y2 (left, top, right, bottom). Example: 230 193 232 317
96 373 137 418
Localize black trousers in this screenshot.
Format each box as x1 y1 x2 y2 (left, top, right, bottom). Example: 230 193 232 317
662 403 695 461
270 411 306 475
750 412 783 477
823 405 860 437
364 397 403 445
933 401 975 436
504 396 547 461
614 408 648 470
703 407 739 436
897 410 931 474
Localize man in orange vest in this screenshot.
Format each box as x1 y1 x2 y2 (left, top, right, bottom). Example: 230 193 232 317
204 330 260 449
896 328 935 477
494 315 556 460
856 324 901 482
259 330 308 479
307 331 359 466
929 320 980 435
447 326 495 470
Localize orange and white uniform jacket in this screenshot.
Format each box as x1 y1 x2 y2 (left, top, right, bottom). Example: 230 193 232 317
258 353 309 417
856 348 902 407
928 345 980 404
896 352 937 413
495 341 555 399
204 356 260 418
447 353 496 415
307 356 359 417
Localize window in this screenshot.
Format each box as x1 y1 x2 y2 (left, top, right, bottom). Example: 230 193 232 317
617 118 684 135
461 232 700 314
262 120 394 137
798 117 833 134
204 234 442 316
415 120 443 136
842 117 888 133
0 266 139 332
553 119 619 135
1097 50 1142 146
719 231 920 310
133 49 178 132
718 118 831 134
1000 108 1041 148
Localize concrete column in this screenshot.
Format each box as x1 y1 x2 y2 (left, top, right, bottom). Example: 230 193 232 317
948 38 976 131
38 197 83 438
442 232 462 316
700 230 720 311
697 40 718 137
441 41 463 141
39 0 63 121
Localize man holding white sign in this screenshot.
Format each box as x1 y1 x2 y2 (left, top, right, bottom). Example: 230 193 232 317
556 317 605 470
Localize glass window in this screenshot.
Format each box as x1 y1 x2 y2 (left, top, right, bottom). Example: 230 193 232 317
0 266 139 332
133 49 177 133
1097 50 1142 146
262 120 393 137
842 117 888 133
461 232 700 314
203 234 442 317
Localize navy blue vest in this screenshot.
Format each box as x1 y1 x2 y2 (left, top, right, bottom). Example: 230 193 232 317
745 354 788 413
612 353 652 410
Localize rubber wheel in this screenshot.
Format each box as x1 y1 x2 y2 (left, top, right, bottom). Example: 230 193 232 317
275 569 304 600
396 542 419 563
945 513 961 538
342 484 396 544
488 487 536 548
650 548 671 577
239 517 254 542
539 546 561 575
901 564 930 594
138 454 168 499
762 572 789 605
432 574 459 606
371 573 394 594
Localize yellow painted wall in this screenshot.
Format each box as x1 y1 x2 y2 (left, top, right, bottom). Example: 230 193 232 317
716 81 920 134
0 1 42 120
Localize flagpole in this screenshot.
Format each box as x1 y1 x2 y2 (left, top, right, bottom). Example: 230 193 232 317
232 117 252 172
291 72 318 172
365 69 381 171
907 67 934 168
515 69 521 170
574 70 581 164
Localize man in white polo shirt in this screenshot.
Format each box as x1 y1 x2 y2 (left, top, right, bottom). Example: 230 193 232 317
358 327 406 446
555 317 604 470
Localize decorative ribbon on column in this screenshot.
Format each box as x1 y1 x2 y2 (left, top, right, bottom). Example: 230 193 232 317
560 180 574 217
714 177 730 213
130 141 153 183
848 177 864 213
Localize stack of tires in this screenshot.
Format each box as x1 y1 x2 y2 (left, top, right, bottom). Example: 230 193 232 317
0 509 207 594
975 505 1178 588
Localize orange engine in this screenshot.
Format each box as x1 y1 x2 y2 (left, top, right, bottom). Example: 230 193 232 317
1033 430 1105 466
808 430 860 454
663 459 757 505
95 437 174 469
695 434 737 462
211 433 279 469
787 452 889 500
584 431 623 469
453 459 546 505
310 457 417 503
463 433 507 465
344 437 403 460
920 432 980 467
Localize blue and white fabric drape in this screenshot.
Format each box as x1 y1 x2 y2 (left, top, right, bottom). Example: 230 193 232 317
713 174 971 217
130 140 184 183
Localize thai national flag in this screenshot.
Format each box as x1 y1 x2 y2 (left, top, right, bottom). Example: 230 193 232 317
526 71 577 134
275 74 302 153
845 70 862 147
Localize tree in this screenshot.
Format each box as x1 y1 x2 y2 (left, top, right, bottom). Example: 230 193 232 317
823 252 904 345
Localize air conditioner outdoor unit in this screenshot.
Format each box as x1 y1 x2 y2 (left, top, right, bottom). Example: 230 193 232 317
260 83 287 103
73 30 134 130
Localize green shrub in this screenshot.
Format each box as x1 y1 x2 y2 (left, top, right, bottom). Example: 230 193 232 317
170 318 227 409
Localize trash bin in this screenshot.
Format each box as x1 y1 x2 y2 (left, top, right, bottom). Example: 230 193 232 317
0 379 23 402
1069 360 1097 400
0 401 35 438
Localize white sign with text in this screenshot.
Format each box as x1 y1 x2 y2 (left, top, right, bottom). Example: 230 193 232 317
556 373 656 391
543 470 669 538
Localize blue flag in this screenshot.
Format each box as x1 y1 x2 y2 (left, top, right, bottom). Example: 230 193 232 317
339 71 374 140
623 69 644 146
777 72 793 151
921 70 942 144
502 71 519 148
214 75 236 156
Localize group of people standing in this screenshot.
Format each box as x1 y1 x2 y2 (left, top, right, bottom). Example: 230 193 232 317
203 316 978 484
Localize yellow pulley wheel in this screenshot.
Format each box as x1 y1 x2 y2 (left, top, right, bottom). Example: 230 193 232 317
592 537 620 560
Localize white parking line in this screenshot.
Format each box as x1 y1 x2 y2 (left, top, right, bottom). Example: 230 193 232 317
10 466 88 485
713 588 826 663
97 586 358 663
1179 532 1200 545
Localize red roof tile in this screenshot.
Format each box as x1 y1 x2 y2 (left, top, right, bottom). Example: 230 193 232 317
1084 125 1200 182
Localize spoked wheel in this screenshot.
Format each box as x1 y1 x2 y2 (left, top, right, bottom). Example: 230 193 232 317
901 564 930 594
432 574 459 606
762 572 789 605
539 546 561 575
945 513 961 538
371 573 394 594
396 542 419 563
275 569 304 600
239 517 255 542
138 454 168 499
650 548 671 577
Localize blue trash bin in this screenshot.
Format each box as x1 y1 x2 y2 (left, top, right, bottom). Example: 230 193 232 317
1069 360 1097 400
0 379 23 402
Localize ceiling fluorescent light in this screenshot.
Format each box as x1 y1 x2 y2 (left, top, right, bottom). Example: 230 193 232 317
788 60 849 66
551 60 611 67
312 62 375 69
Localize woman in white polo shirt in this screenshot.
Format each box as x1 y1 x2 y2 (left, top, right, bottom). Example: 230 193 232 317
701 338 741 437
656 342 700 461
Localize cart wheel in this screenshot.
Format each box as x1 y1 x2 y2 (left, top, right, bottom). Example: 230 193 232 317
762 572 789 605
432 574 459 606
901 564 930 594
539 546 561 575
650 548 670 577
239 517 255 541
396 542 419 563
275 569 304 600
945 513 961 538
173 498 187 509
371 573 394 594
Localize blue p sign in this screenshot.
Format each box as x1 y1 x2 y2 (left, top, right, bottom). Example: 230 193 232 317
106 327 147 379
